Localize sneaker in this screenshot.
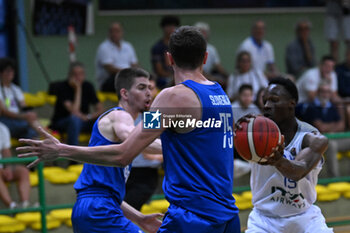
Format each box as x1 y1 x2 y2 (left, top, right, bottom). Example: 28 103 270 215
32 202 40 208
21 200 30 208
9 202 18 210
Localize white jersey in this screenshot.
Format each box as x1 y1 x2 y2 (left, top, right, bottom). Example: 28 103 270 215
250 119 323 217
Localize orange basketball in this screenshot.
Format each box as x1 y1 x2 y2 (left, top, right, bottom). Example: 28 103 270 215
234 116 282 162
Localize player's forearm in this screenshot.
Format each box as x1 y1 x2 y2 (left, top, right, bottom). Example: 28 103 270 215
58 143 128 167
121 201 144 224
274 157 309 181
143 138 162 154
274 144 324 181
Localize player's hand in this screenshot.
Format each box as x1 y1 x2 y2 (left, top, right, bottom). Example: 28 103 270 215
235 114 258 130
234 114 258 136
259 135 285 166
139 213 163 233
16 127 61 168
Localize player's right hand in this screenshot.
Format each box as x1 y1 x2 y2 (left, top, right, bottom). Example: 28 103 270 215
16 127 61 168
259 135 285 166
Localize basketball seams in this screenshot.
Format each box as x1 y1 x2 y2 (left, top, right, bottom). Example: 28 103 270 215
247 118 260 162
262 117 270 157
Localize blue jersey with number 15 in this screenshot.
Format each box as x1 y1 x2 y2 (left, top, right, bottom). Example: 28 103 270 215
160 80 238 224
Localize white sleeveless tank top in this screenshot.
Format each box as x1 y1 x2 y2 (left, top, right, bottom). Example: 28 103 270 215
250 119 323 217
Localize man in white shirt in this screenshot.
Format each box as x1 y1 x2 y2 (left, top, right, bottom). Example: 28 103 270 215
237 20 278 79
297 55 338 103
95 22 138 92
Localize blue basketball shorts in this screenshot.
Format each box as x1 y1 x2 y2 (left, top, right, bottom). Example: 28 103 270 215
158 204 240 233
72 190 144 233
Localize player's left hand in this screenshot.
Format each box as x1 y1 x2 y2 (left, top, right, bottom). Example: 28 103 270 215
259 135 285 166
16 127 62 168
139 213 163 233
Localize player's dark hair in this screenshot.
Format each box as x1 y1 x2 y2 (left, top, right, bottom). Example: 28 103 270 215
115 68 150 100
269 77 298 103
160 15 180 28
169 26 207 70
238 84 253 94
0 57 15 73
320 55 335 64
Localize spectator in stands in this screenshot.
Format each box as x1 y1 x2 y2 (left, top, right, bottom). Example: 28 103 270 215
0 58 40 139
296 55 338 103
296 82 346 177
232 84 261 123
231 84 260 178
336 50 350 98
194 22 229 89
50 62 104 146
286 19 316 79
151 15 180 89
336 50 350 128
125 76 163 210
237 20 278 79
0 122 31 209
96 22 138 92
254 87 266 112
324 0 350 62
226 51 268 101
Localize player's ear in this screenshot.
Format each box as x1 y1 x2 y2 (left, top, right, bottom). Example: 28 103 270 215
203 51 208 64
120 88 128 100
289 99 296 108
166 52 174 66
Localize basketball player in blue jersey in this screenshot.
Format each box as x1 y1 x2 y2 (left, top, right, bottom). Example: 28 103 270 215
71 68 163 233
18 26 240 233
240 78 333 233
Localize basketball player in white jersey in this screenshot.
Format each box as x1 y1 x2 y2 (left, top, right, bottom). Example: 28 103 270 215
243 77 333 233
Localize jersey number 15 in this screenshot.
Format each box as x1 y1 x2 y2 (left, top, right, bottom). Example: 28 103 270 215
220 113 233 149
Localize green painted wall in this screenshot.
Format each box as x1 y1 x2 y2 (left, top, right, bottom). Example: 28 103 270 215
23 2 338 93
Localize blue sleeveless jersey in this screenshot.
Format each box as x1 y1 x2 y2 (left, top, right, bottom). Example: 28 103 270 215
161 80 238 224
74 107 131 205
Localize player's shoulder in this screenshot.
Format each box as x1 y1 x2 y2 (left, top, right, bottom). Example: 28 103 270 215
297 119 319 134
297 119 327 146
152 85 198 109
103 108 133 124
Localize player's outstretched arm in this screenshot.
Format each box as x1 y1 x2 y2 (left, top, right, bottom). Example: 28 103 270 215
17 123 163 168
264 132 328 181
16 86 190 168
109 110 162 155
121 201 163 233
